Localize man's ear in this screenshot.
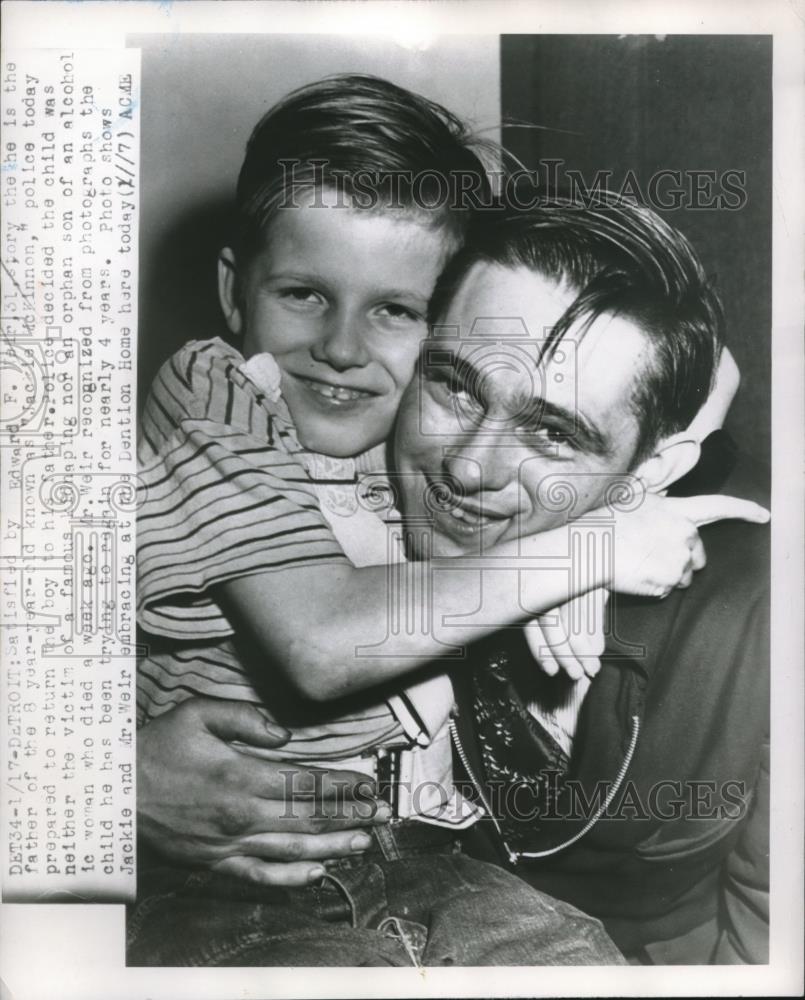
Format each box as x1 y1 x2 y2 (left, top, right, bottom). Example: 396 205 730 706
218 247 243 336
687 347 740 441
633 432 702 494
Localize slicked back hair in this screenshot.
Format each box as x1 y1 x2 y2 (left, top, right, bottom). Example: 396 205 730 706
235 74 494 260
429 195 726 463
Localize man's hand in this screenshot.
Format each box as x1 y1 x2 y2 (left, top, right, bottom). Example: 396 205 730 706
138 698 390 887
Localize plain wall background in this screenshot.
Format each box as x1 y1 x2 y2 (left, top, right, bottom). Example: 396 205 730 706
501 34 771 468
133 32 501 402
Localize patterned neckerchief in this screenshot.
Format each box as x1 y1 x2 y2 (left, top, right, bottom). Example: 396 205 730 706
471 637 576 851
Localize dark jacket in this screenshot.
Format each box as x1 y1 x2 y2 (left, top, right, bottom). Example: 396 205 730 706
454 433 770 963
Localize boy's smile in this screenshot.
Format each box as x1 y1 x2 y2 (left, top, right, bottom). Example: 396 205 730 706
218 187 453 457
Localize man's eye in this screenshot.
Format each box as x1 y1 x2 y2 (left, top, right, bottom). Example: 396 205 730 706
536 425 564 441
425 368 480 409
424 367 458 393
528 425 574 449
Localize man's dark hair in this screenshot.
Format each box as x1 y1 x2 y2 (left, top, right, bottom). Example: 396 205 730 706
429 195 726 463
234 74 494 260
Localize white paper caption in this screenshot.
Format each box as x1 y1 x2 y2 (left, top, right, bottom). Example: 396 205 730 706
1 48 140 902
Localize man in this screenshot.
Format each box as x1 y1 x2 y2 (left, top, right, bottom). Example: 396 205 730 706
400 206 769 964
136 201 769 964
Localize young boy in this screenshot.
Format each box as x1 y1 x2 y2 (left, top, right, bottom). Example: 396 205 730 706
131 76 760 966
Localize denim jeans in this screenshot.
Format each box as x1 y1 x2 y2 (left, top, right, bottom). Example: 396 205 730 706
127 820 624 966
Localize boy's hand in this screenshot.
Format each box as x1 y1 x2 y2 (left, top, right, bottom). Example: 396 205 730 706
138 698 390 887
523 495 768 676
524 589 608 680
609 494 769 598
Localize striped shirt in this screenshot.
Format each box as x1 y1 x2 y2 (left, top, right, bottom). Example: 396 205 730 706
137 338 479 828
138 340 350 641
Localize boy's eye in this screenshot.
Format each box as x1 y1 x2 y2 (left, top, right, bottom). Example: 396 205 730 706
278 287 323 305
377 303 423 322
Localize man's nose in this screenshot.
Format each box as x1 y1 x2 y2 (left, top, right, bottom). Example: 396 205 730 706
310 308 370 371
442 439 518 496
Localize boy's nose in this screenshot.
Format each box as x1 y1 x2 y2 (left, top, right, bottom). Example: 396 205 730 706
311 310 370 371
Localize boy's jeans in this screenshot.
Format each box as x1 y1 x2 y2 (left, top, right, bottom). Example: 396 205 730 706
127 820 624 967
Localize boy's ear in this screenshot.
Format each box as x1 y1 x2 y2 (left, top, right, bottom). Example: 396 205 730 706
633 432 701 494
218 247 243 336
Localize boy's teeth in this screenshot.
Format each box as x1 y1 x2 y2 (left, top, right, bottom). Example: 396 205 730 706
302 379 370 402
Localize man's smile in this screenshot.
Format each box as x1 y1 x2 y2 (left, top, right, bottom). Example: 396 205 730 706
426 481 516 544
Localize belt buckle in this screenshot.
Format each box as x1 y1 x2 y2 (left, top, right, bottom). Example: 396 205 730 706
368 742 407 821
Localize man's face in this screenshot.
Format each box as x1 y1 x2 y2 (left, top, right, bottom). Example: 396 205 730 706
394 262 655 556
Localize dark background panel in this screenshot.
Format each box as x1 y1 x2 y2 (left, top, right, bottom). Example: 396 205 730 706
501 35 772 467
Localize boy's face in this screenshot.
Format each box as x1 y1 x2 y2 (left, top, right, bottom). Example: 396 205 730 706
218 188 453 457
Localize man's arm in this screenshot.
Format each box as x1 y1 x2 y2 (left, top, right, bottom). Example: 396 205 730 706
137 698 391 887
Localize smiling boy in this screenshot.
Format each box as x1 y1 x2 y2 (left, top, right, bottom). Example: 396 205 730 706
217 185 447 458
